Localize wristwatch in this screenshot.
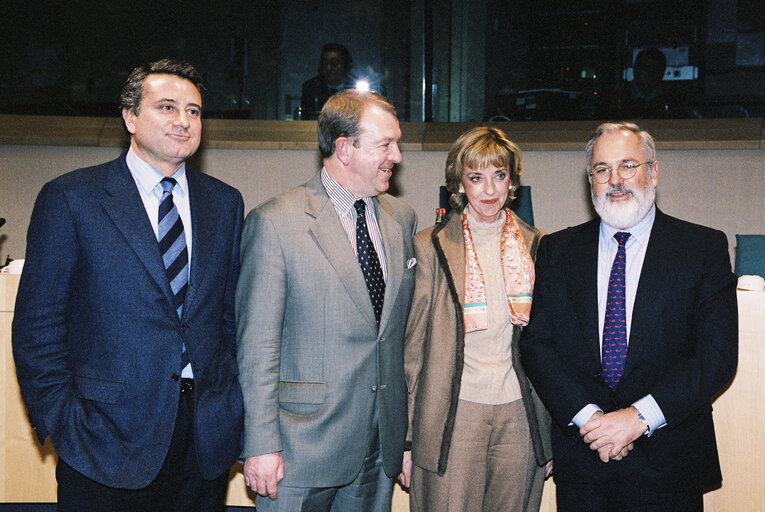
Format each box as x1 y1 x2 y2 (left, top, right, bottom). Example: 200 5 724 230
634 407 650 436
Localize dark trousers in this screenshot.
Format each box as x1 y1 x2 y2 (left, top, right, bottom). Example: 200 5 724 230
556 478 703 512
56 382 229 512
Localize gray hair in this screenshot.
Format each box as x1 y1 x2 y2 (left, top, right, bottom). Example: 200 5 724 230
585 122 656 175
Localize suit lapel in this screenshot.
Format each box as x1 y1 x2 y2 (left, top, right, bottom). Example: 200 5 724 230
182 169 215 320
435 211 466 306
566 220 602 364
100 156 174 307
375 195 403 334
305 177 378 331
623 210 677 380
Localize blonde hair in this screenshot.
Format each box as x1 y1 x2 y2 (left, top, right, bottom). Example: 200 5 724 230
445 126 522 210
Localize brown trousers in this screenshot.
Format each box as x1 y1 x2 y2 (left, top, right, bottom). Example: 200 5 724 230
410 399 545 512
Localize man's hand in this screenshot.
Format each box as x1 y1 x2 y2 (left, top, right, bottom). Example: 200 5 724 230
243 452 284 499
580 407 647 462
598 441 634 462
398 450 412 489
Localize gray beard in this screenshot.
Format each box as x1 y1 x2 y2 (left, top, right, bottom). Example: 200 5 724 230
592 183 656 230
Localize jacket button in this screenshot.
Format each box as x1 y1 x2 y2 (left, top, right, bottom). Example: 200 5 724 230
371 385 377 392
180 325 187 333
171 373 180 381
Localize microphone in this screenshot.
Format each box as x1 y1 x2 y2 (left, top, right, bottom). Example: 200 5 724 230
0 218 5 229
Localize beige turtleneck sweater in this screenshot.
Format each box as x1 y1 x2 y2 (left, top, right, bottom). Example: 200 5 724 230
459 207 522 405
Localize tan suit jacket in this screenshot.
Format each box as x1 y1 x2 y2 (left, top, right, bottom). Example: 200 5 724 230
404 208 552 475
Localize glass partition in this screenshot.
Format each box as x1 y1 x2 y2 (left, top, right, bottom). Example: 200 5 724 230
2 0 763 121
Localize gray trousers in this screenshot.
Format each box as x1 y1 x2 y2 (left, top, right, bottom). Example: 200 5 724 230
256 406 392 512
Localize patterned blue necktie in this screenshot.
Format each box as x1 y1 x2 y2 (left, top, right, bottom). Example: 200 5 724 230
158 178 189 366
602 231 631 390
354 200 385 326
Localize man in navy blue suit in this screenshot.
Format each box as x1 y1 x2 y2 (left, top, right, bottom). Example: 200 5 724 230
12 59 244 511
520 122 737 511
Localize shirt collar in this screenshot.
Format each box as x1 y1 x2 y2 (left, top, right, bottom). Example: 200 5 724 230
600 204 656 246
126 147 188 199
320 167 371 216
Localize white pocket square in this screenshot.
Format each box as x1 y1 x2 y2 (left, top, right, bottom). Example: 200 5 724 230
407 257 417 269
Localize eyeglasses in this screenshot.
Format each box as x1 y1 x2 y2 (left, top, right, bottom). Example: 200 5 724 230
588 161 651 184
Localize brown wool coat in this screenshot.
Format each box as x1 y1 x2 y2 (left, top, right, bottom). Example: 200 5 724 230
404 208 553 475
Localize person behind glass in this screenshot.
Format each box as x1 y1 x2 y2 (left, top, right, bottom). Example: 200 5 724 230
399 126 552 512
300 43 353 120
12 59 244 511
615 48 685 119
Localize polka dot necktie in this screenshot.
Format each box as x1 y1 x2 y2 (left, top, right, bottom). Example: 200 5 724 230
602 231 631 390
354 200 385 326
158 178 189 367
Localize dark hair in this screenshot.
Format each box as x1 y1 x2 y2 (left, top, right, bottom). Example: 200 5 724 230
319 43 352 72
317 90 397 158
445 126 523 211
634 47 666 72
120 58 204 115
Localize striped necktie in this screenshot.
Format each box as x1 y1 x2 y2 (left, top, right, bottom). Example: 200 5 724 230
158 178 189 367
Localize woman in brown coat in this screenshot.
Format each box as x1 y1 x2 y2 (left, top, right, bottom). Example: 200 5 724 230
399 127 552 511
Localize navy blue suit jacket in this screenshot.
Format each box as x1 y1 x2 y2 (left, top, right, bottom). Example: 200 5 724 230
12 153 244 489
520 209 738 491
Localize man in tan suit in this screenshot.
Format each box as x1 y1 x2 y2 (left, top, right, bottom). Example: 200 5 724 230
236 90 417 511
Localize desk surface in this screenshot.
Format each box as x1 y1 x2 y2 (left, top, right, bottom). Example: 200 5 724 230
2 275 763 510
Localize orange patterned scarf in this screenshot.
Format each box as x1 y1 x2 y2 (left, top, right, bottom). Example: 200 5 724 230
463 208 535 332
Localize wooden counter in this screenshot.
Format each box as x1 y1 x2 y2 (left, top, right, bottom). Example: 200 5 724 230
704 289 765 511
1 115 763 151
1 274 58 501
2 274 763 509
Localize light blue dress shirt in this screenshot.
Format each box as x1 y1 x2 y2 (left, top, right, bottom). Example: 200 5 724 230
126 148 193 378
572 205 666 435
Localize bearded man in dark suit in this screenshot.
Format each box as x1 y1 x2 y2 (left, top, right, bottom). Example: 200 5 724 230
520 122 737 511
